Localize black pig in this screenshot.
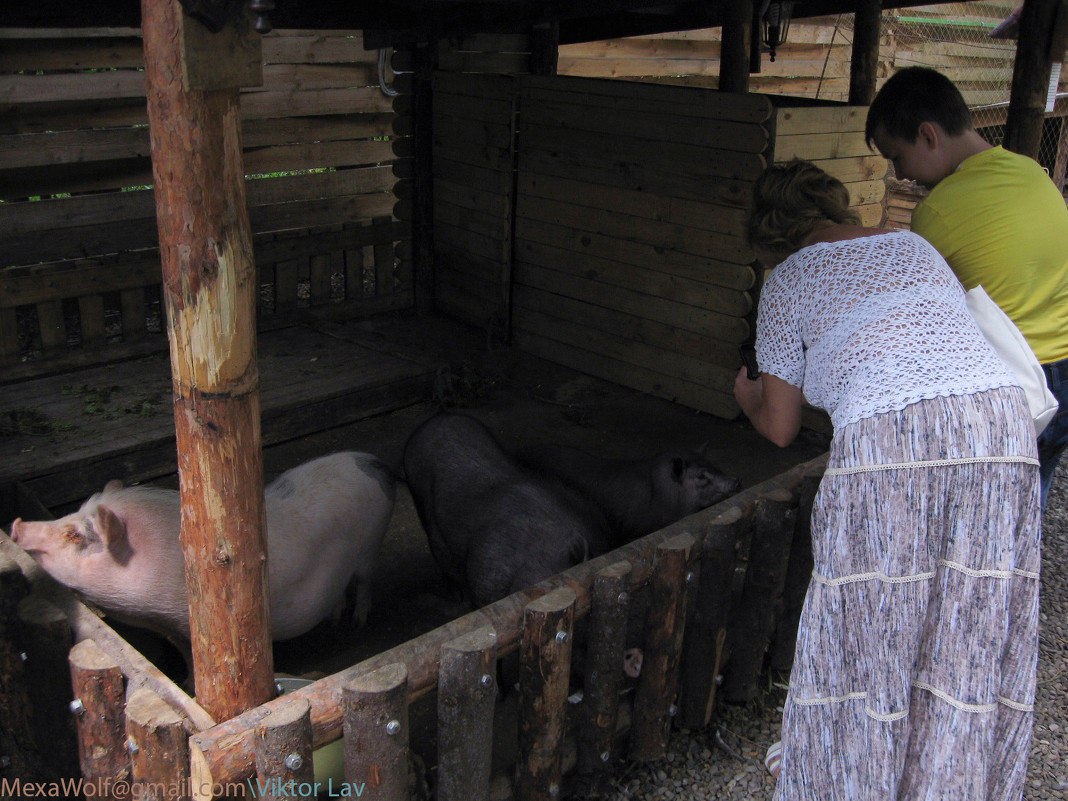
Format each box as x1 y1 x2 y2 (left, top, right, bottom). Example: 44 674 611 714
402 412 614 609
516 442 740 542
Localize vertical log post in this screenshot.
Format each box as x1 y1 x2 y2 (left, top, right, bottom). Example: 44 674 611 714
17 595 79 780
1005 0 1068 158
719 490 798 704
849 0 883 105
343 663 410 801
127 687 191 800
720 0 753 93
437 626 499 801
678 509 747 729
140 0 274 721
0 553 41 780
69 639 131 787
629 533 695 762
515 586 576 801
253 696 316 801
577 561 631 774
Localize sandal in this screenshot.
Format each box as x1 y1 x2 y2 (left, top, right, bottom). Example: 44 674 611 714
764 740 782 778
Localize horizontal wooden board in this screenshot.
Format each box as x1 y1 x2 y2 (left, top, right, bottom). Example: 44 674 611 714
519 146 756 212
432 71 518 102
513 305 740 389
515 237 751 318
515 217 755 292
512 327 739 419
519 73 773 125
516 172 747 237
519 121 766 185
800 155 889 184
515 193 752 264
771 129 876 161
773 105 871 136
434 220 511 264
514 259 749 343
435 198 512 242
522 97 769 154
513 284 742 370
432 91 516 127
434 176 513 218
433 156 514 195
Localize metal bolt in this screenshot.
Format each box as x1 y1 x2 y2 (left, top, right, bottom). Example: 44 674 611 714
385 719 401 736
669 704 678 717
555 630 569 644
548 784 560 797
19 652 27 662
617 592 629 604
600 751 611 763
480 674 494 688
126 737 139 755
685 571 696 583
715 674 724 686
0 757 10 769
284 753 303 771
69 699 85 715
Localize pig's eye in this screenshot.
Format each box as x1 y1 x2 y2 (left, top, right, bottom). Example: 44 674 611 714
63 526 86 547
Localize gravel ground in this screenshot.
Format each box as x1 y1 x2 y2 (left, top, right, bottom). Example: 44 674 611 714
600 458 1068 801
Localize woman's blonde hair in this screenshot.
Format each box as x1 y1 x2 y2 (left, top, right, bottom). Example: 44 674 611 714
746 159 860 264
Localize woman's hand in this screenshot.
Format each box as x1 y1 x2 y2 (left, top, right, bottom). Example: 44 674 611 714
733 367 804 448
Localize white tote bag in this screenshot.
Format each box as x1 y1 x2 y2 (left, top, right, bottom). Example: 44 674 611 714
965 284 1058 435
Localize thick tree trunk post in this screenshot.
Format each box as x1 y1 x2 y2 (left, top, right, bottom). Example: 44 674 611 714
515 586 576 801
437 626 498 801
678 509 747 729
140 0 274 721
720 0 753 94
1005 0 1068 158
849 0 882 105
719 490 797 704
343 663 410 801
629 533 695 762
69 639 132 788
253 696 316 801
17 595 79 781
577 561 631 774
127 687 191 799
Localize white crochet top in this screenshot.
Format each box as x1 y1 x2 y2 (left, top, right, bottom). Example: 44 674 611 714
756 230 1018 430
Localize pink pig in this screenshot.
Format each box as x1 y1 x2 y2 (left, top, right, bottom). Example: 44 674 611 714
10 451 395 646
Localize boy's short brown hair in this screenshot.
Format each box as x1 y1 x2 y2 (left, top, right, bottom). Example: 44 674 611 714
865 67 974 147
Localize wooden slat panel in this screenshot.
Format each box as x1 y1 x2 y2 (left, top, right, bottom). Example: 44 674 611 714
513 284 742 369
771 130 875 161
515 238 751 318
515 194 752 264
519 74 773 124
512 327 738 419
515 216 755 292
513 259 748 343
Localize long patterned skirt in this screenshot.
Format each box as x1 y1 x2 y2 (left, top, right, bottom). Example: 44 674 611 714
773 388 1042 801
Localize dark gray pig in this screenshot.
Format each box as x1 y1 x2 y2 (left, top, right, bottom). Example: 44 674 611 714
402 412 613 608
516 442 740 542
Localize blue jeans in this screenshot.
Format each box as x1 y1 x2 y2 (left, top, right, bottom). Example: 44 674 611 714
1039 356 1068 509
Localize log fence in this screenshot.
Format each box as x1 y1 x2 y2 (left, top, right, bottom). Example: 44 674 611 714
0 451 827 798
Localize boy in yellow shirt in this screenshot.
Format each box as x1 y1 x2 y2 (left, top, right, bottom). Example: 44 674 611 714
866 66 1068 508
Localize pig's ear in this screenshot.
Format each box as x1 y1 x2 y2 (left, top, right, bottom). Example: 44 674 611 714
103 480 124 494
95 506 134 566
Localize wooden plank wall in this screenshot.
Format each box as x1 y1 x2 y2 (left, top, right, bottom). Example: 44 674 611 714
512 75 769 418
769 103 889 226
0 27 411 374
558 4 1030 106
430 37 528 331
